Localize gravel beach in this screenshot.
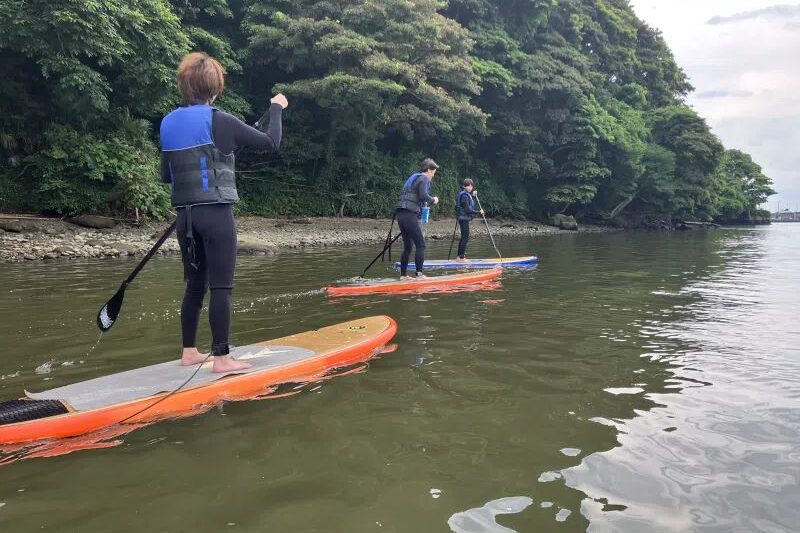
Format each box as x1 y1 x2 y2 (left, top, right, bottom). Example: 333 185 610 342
0 214 606 263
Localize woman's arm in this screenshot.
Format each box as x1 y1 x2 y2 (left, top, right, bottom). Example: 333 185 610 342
212 104 283 154
417 178 436 205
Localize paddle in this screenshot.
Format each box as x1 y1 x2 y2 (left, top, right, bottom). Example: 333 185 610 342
96 220 177 332
474 193 502 261
447 218 458 260
360 213 400 277
361 233 402 278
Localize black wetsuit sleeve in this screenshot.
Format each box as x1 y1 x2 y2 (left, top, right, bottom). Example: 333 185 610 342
417 178 435 205
211 104 283 155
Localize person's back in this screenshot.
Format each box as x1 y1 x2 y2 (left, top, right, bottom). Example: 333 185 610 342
396 172 427 213
160 52 287 373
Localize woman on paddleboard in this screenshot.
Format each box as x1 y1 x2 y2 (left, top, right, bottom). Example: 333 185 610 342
160 52 287 373
455 178 484 262
395 158 439 278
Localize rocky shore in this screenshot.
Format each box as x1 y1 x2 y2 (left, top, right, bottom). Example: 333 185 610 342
0 214 606 263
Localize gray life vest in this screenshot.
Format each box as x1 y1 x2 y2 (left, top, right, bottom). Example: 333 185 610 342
160 105 238 207
456 189 476 220
396 173 426 213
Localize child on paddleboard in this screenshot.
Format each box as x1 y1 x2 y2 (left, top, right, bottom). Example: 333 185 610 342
395 158 440 278
455 178 484 262
160 52 287 373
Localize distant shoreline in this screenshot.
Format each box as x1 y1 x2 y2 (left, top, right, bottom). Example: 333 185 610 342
0 215 614 264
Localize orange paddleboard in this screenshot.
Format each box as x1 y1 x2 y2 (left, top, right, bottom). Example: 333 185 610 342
0 316 397 445
326 268 503 296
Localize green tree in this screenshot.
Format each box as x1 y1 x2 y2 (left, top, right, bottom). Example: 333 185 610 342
232 0 487 216
0 0 189 216
707 149 775 222
0 0 775 221
648 105 724 216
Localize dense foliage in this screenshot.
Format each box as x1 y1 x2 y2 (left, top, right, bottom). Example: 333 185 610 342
0 0 774 223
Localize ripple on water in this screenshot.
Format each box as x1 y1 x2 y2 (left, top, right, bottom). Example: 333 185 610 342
1 226 799 532
564 225 800 532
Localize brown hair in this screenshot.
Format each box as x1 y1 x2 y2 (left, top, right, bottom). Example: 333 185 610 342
420 158 439 172
176 52 225 105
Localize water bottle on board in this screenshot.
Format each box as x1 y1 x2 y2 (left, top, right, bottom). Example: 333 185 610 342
421 203 430 224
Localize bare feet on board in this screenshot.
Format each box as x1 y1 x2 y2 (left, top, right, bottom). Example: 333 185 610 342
181 348 209 366
212 355 253 373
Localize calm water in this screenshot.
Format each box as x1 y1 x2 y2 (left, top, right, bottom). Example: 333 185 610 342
0 224 798 532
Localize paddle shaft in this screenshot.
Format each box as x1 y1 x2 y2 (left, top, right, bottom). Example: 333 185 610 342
96 220 177 332
122 220 177 289
447 218 458 259
362 232 402 277
474 194 501 260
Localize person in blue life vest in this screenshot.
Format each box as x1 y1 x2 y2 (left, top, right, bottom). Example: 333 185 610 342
160 52 287 373
455 178 484 262
395 158 440 278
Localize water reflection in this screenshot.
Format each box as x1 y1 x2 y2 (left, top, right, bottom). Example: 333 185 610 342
448 496 534 532
563 225 800 532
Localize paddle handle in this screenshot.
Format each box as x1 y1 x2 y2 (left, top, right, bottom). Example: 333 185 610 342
254 105 274 131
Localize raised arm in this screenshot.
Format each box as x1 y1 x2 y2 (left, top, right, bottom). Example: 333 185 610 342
212 104 283 154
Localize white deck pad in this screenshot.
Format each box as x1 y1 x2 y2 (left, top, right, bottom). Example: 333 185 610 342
26 345 315 411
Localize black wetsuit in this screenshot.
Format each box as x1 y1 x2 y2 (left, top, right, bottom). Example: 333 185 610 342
396 176 435 276
162 104 282 355
457 191 480 258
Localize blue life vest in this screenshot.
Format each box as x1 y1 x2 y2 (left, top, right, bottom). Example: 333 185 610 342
456 189 475 220
160 105 238 207
396 173 427 213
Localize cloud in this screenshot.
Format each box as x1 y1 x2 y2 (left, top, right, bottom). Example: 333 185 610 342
695 89 755 99
711 115 800 206
631 0 800 207
707 4 800 25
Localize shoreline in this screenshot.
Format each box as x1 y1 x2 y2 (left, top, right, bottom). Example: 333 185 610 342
0 214 611 263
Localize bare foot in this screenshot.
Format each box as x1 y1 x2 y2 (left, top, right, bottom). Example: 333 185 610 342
415 273 427 279
181 348 209 366
456 257 468 263
400 275 413 280
212 355 253 374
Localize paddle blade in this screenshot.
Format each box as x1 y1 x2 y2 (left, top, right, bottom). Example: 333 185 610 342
97 287 126 332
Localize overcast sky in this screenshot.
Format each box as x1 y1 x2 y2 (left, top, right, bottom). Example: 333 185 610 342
629 1 800 211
